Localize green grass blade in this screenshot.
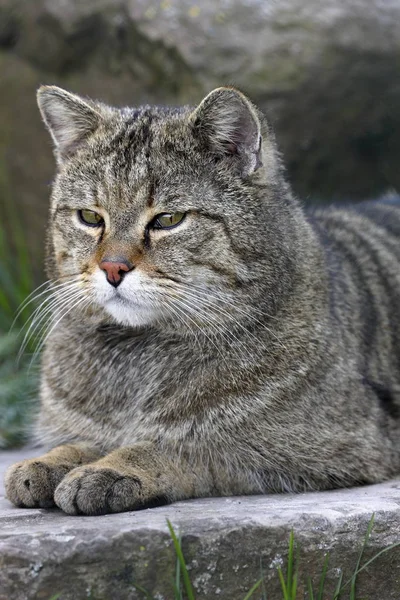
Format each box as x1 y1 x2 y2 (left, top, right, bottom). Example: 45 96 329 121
242 578 264 600
287 530 294 594
341 513 375 596
132 582 156 599
291 570 298 599
351 514 375 600
175 531 182 600
291 537 300 599
356 514 375 572
350 575 356 600
348 541 400 584
317 553 329 600
166 519 195 600
277 567 289 600
307 576 315 600
332 570 343 600
336 515 400 599
172 578 183 600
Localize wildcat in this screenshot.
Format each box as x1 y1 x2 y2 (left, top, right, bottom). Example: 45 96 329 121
5 85 400 515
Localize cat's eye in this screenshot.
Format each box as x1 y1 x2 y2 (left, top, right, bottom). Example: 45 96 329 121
152 212 186 230
78 209 104 227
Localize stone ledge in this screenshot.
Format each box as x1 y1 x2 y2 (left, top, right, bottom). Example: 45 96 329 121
1 449 400 599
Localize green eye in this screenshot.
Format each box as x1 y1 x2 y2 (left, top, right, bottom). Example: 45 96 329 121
152 212 186 230
78 209 104 227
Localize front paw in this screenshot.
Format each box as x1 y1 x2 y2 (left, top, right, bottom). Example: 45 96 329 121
5 459 70 508
54 465 167 515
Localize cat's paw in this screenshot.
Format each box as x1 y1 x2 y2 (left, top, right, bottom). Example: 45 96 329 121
5 459 70 508
54 466 139 515
54 465 168 515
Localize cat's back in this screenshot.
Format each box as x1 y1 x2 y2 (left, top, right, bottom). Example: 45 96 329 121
310 195 400 268
312 194 400 242
309 195 400 385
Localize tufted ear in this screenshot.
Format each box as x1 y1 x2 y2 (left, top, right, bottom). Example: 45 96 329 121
37 85 102 162
190 87 262 176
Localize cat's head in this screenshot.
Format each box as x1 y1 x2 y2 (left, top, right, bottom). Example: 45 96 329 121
38 85 299 332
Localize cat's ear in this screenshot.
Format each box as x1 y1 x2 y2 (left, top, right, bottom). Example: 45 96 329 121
37 86 102 162
190 87 262 176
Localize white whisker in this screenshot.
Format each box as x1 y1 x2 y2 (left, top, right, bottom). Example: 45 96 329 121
166 295 234 366
157 293 204 356
18 284 84 362
12 278 80 330
170 294 250 364
162 280 291 356
27 289 86 352
30 295 90 369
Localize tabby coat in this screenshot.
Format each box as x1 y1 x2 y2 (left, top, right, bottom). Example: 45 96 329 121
5 86 400 515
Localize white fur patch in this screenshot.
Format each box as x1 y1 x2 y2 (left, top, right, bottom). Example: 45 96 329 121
92 269 161 327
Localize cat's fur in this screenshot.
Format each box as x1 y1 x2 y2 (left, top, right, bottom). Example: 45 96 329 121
5 86 400 515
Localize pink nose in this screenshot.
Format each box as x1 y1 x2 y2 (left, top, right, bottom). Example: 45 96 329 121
99 258 133 287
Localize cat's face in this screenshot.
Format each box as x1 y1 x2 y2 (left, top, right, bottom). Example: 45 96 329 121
39 86 291 331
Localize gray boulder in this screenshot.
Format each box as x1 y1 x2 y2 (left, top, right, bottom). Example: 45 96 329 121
1 449 400 599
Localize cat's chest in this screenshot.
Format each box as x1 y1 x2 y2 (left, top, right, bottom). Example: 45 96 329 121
42 323 266 450
44 325 203 418
41 324 231 448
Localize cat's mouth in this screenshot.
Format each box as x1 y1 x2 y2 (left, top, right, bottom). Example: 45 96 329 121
92 269 159 327
102 292 158 328
93 276 142 307
105 291 142 307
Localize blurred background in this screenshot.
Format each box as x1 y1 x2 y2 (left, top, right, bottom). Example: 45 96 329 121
1 0 400 447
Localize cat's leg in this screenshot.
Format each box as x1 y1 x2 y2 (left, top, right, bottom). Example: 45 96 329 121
54 442 198 515
5 444 101 508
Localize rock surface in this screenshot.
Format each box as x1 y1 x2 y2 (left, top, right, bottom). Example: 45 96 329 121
1 0 400 278
1 449 400 599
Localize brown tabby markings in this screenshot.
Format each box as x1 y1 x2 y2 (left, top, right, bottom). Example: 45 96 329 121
4 85 400 515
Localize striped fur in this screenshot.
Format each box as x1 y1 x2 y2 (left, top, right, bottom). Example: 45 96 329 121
5 87 400 514
312 197 400 399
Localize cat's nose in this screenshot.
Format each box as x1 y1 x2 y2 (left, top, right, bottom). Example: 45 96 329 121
99 258 133 288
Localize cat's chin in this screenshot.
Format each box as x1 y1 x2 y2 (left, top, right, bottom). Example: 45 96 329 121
102 297 157 328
